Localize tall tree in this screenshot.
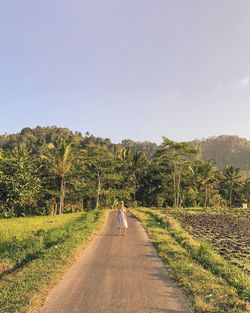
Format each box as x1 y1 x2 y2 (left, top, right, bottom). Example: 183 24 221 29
191 160 219 207
41 140 76 214
130 151 149 202
242 178 250 206
154 138 198 207
84 144 121 208
220 165 242 208
116 147 149 202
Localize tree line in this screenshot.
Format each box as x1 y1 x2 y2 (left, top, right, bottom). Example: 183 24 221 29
0 127 249 217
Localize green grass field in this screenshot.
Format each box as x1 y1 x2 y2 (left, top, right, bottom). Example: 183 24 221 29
0 210 108 313
0 213 81 243
131 208 250 313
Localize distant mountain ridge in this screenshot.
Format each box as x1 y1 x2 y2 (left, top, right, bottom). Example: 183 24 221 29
121 135 250 171
192 135 250 170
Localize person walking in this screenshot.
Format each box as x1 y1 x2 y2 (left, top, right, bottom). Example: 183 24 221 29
117 201 128 236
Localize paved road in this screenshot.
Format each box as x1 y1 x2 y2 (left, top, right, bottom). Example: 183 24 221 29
41 211 192 313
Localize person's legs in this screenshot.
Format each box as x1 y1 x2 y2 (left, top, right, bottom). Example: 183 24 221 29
118 227 121 236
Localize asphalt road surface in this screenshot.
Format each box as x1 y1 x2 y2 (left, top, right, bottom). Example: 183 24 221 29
41 211 192 313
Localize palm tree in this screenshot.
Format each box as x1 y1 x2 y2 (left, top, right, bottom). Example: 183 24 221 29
116 147 148 202
116 146 133 163
242 178 250 207
41 140 75 214
192 160 218 207
154 138 198 207
221 165 242 208
84 144 119 209
130 151 148 202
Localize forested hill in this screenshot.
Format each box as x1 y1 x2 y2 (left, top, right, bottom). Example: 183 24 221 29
0 126 114 153
192 135 250 171
0 127 250 170
121 136 250 171
119 136 250 171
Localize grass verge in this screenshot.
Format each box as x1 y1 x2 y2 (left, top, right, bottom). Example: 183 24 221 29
147 209 250 301
131 208 250 313
0 209 108 313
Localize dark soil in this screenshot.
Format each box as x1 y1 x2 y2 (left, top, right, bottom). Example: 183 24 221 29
172 211 250 273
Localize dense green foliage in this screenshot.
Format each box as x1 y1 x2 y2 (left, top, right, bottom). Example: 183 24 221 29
0 127 250 216
0 147 41 217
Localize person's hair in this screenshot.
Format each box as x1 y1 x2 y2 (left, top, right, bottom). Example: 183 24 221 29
119 200 124 208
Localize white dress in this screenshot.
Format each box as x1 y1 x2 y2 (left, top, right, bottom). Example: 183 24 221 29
117 208 128 228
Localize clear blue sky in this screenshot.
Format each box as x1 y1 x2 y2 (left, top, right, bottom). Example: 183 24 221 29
0 0 250 143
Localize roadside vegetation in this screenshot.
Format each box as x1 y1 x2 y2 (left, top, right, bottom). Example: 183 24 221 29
0 209 108 313
131 208 250 313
